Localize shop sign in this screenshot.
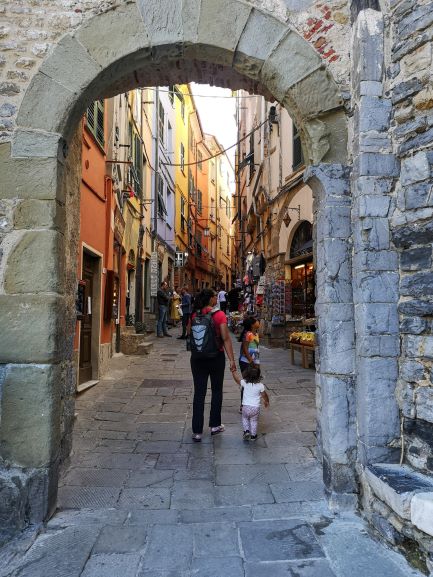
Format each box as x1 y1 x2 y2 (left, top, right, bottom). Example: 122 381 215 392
175 251 184 268
150 251 158 297
114 206 125 244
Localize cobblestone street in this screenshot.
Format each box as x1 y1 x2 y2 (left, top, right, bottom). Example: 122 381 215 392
1 334 422 577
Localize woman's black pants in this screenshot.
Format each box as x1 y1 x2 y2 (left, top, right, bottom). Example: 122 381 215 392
191 352 225 434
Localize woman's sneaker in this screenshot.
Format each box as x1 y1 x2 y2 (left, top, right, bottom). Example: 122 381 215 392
192 434 202 442
210 425 225 436
250 435 257 441
243 430 250 441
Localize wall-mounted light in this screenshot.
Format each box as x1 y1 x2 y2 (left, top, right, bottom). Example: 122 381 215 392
294 264 305 270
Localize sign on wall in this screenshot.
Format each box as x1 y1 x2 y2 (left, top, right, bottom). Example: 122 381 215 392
150 251 158 297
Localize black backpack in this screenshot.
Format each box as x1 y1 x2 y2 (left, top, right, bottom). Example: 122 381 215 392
189 311 220 359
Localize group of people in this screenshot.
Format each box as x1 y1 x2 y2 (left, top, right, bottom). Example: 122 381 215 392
183 288 269 443
156 281 192 339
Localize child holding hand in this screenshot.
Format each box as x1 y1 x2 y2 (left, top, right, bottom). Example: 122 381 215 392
231 365 269 441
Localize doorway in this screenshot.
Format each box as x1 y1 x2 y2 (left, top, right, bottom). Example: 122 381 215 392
79 251 99 385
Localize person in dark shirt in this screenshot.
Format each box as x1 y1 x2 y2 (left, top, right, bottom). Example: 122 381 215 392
156 281 171 337
227 285 241 312
177 286 192 339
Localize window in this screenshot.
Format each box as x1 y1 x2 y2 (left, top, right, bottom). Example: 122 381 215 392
158 101 165 144
181 196 186 232
210 198 215 222
226 232 230 255
293 123 304 169
180 142 185 173
197 150 203 171
196 231 202 258
157 175 167 218
181 100 185 122
249 131 255 180
168 85 174 106
217 224 222 239
86 99 104 147
188 169 195 202
197 190 203 214
226 196 230 218
132 132 143 197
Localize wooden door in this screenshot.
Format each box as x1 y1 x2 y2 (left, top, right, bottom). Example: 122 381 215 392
79 253 94 384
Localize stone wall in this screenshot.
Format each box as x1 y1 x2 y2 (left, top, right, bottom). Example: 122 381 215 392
388 0 433 477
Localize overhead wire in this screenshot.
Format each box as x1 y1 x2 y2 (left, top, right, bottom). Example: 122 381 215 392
161 119 268 168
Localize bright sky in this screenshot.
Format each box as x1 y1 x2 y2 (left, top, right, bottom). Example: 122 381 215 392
190 83 237 172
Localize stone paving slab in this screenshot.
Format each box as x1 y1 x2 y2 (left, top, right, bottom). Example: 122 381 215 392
80 553 141 577
92 525 148 553
244 558 337 577
1 337 423 577
239 519 325 562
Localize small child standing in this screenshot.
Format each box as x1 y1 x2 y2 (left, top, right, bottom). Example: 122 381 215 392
231 365 269 441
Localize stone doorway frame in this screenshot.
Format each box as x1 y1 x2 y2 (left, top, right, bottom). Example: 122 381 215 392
0 0 361 529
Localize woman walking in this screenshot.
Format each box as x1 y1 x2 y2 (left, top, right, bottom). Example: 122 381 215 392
188 288 237 442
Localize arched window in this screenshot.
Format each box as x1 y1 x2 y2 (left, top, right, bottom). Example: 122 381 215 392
289 221 312 259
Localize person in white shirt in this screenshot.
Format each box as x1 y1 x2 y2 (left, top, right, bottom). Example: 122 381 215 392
217 285 227 313
231 365 269 441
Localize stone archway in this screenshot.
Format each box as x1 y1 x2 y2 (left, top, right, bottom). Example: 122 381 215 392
0 0 355 528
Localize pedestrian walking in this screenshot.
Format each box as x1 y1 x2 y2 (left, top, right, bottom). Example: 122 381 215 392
232 365 269 441
156 281 172 338
177 286 192 339
217 285 228 313
170 286 181 326
238 316 260 412
188 288 236 442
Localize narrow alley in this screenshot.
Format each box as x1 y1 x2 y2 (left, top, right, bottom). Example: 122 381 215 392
0 335 421 577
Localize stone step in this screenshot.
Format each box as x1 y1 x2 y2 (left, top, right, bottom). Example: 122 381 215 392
120 332 149 355
136 342 153 355
365 463 433 535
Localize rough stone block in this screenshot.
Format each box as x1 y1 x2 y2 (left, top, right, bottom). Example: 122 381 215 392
75 3 150 71
403 335 433 360
39 34 102 94
355 217 390 250
234 9 287 79
138 0 182 46
4 230 64 294
358 96 392 132
355 303 399 335
416 387 433 423
401 272 433 299
411 492 433 536
399 316 429 334
358 334 399 357
401 246 432 271
261 30 321 101
358 132 392 153
0 364 61 467
198 0 251 54
365 464 433 520
13 200 65 230
398 125 433 155
352 9 384 84
392 219 433 249
400 359 425 382
181 0 201 44
404 182 433 210
391 78 424 105
285 67 343 119
354 271 399 304
356 153 399 177
12 129 63 159
355 176 393 196
16 72 76 135
316 203 351 238
0 143 61 201
353 249 398 272
317 318 355 375
400 152 430 186
0 295 63 363
319 374 356 463
399 299 433 317
360 81 383 97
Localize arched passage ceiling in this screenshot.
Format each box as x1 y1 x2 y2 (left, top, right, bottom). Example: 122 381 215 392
15 0 348 164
